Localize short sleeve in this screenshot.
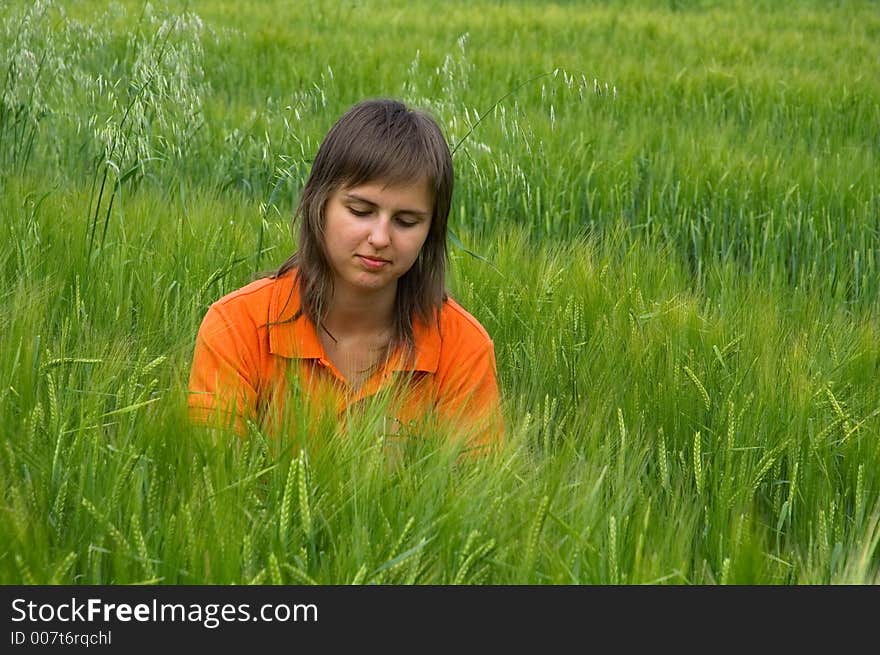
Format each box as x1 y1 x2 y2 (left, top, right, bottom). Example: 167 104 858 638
187 303 260 435
433 337 504 454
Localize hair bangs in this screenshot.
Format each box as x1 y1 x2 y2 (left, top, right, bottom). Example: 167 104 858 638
334 113 445 197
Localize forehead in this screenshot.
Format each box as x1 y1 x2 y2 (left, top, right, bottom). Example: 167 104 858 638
337 177 433 212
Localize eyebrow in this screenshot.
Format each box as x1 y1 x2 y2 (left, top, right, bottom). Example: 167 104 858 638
342 192 431 218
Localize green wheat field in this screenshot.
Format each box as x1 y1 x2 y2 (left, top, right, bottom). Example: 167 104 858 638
1 0 878 584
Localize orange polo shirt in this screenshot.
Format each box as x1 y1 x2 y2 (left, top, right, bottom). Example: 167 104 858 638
188 269 503 452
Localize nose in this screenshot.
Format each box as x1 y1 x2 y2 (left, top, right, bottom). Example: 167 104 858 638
367 216 391 248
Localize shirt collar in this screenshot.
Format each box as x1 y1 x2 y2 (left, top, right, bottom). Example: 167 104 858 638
267 270 440 374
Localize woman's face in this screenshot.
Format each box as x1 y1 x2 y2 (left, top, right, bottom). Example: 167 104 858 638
322 177 433 300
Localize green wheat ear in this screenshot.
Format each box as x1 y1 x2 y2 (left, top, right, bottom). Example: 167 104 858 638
389 516 416 560
49 551 79 585
454 535 496 585
350 563 368 585
279 459 296 540
81 496 131 553
51 476 69 541
242 534 255 580
146 464 160 524
854 464 865 528
726 399 736 452
541 393 554 452
403 549 426 585
525 495 550 576
248 569 267 585
683 365 710 411
825 385 851 433
26 403 44 454
719 557 731 585
131 511 155 579
786 461 799 521
608 514 618 585
201 464 217 526
297 452 312 539
818 509 829 567
657 428 669 490
15 555 36 585
268 552 283 584
283 563 318 585
45 371 58 430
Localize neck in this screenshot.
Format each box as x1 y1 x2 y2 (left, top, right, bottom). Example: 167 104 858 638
323 279 396 337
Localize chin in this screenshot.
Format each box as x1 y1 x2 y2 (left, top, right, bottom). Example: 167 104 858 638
352 273 395 290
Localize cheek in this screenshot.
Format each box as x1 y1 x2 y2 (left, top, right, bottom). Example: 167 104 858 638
405 227 428 248
325 222 361 253
406 232 431 264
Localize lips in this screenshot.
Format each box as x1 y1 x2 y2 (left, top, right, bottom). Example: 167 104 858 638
357 254 390 270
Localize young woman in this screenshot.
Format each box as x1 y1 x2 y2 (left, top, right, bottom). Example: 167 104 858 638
188 99 503 454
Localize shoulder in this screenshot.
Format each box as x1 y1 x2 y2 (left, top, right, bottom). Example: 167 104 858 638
431 297 499 390
198 275 287 339
438 296 493 352
208 273 296 323
211 276 276 312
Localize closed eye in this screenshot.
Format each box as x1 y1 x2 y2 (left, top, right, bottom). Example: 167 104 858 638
348 206 371 217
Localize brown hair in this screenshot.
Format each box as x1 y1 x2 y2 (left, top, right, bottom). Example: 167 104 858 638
275 98 454 363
